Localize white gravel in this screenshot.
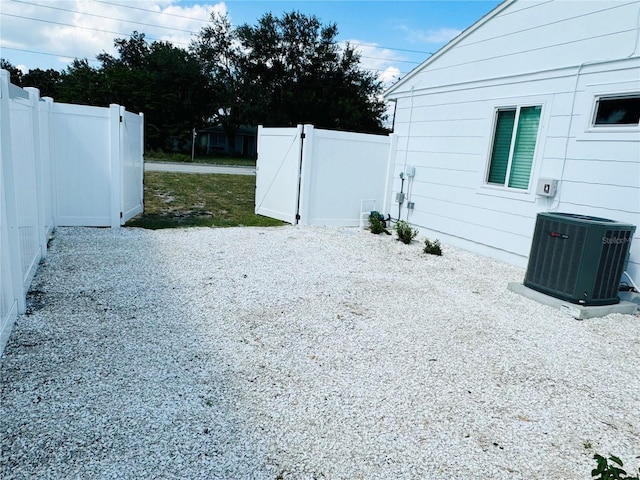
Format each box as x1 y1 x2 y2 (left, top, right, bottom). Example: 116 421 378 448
1 225 639 479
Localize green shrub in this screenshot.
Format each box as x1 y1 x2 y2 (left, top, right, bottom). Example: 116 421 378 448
592 454 639 480
368 211 390 235
394 220 418 244
170 152 192 162
423 238 442 256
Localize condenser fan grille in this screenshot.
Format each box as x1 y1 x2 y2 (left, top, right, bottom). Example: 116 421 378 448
524 213 635 306
593 229 633 300
526 219 586 295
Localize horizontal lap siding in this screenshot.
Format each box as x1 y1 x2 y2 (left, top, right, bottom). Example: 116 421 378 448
406 1 639 90
392 66 639 266
562 159 640 186
387 0 640 278
560 66 640 284
392 88 540 262
547 66 640 281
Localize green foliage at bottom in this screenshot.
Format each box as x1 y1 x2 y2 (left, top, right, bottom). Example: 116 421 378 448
423 238 442 256
394 220 418 244
592 454 639 480
368 211 390 235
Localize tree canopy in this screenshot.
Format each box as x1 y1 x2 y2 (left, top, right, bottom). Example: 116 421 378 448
1 10 388 153
192 10 387 135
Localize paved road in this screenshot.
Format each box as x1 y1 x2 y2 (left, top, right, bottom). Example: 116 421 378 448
144 161 256 175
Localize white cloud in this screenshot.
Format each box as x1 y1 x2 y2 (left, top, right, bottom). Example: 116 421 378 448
345 40 406 87
379 66 401 85
0 1 227 71
401 26 462 45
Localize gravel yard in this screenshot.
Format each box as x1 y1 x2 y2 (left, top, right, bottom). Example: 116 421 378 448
1 225 639 479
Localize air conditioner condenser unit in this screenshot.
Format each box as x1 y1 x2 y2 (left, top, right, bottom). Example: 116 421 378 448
524 212 636 306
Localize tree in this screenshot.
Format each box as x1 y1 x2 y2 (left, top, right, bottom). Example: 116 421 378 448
95 32 212 151
191 13 247 155
0 59 24 85
22 68 62 98
192 10 388 141
143 40 212 151
56 59 106 106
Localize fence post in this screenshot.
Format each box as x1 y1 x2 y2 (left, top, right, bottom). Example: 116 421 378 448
0 69 26 314
41 97 56 229
24 87 48 260
109 104 122 228
297 124 314 225
383 133 398 218
138 112 144 209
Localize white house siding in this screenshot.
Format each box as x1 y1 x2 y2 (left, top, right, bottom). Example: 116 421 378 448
401 0 640 90
385 0 640 285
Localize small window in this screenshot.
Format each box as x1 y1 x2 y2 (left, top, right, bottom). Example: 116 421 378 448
486 105 541 190
593 95 640 126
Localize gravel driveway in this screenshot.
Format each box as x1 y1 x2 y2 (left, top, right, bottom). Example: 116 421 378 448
1 226 639 479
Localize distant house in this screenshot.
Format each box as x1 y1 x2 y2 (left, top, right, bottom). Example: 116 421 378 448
384 0 640 284
198 125 257 157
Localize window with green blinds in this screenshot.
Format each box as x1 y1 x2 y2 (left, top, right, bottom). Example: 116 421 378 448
486 105 541 190
487 109 515 185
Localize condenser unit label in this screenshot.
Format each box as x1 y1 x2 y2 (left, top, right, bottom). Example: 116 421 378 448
549 231 569 239
602 236 630 245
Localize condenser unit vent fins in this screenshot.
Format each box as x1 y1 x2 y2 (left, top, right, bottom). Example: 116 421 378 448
524 213 635 306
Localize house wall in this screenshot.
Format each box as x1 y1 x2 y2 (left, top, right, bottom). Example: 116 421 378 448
386 0 640 285
202 130 257 157
402 0 640 90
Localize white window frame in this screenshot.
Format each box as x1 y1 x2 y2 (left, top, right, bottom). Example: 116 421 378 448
579 82 640 141
589 92 640 126
481 103 544 196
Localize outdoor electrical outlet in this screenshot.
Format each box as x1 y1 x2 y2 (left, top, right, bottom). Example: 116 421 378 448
396 192 405 203
407 201 415 210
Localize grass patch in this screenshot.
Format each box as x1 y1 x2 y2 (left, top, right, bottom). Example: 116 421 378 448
125 171 285 229
145 153 256 167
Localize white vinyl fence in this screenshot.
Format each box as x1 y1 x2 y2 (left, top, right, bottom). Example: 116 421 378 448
256 125 397 226
0 69 144 354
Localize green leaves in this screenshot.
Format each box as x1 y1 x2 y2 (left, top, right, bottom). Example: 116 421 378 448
368 211 390 235
192 10 388 135
394 220 418 244
592 454 639 480
423 238 442 256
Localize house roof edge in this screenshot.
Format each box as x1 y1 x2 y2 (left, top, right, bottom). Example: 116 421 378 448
383 0 516 98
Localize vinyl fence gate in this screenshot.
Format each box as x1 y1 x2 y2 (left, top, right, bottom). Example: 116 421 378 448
0 69 144 355
255 124 397 226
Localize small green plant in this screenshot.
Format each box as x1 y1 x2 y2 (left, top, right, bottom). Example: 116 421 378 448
592 454 639 480
394 220 418 244
368 211 390 235
423 238 442 256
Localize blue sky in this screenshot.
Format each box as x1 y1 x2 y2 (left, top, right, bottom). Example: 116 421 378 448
0 0 502 87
